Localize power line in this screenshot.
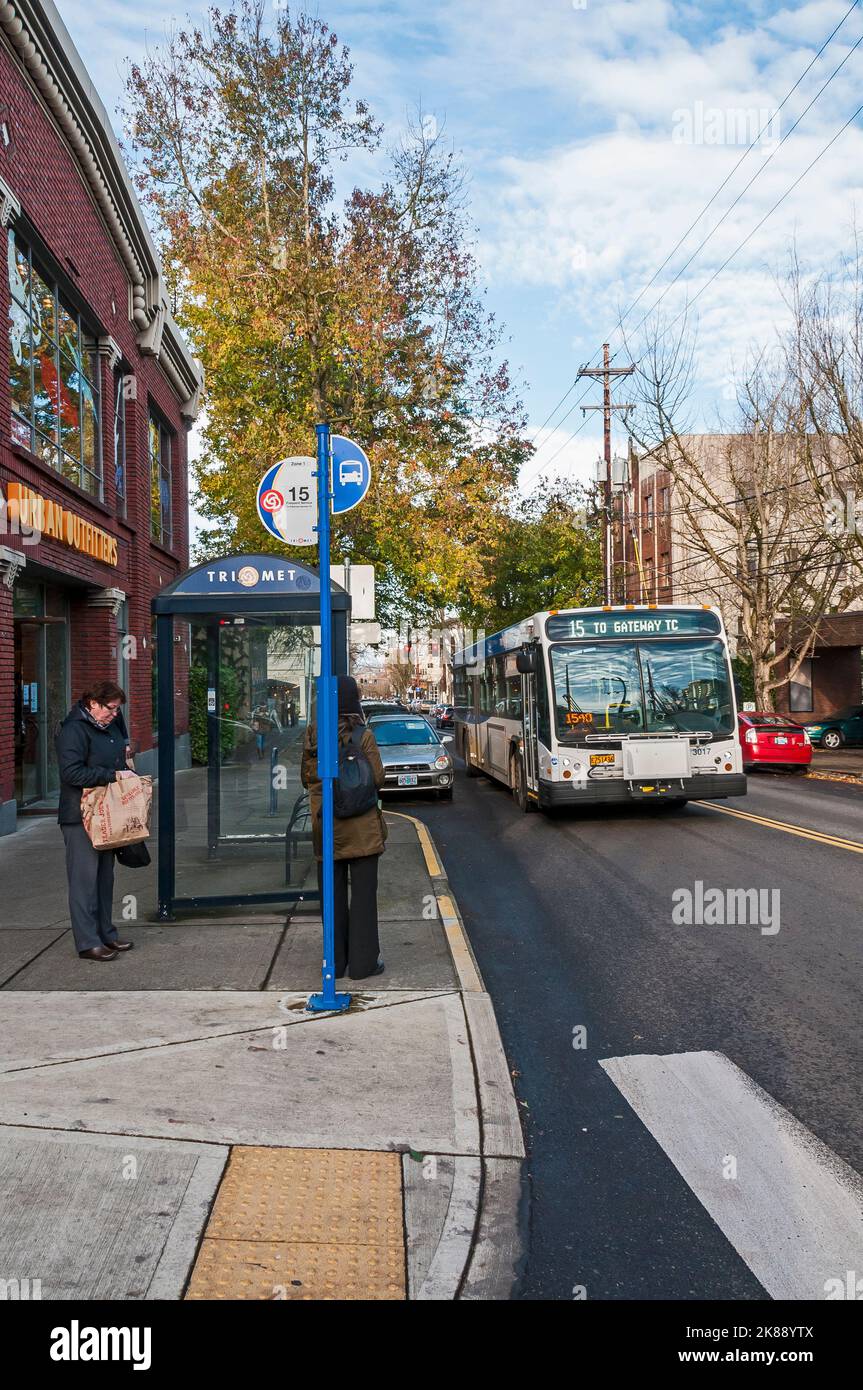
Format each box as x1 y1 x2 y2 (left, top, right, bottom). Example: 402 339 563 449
616 0 862 335
627 29 863 345
664 98 863 338
523 4 863 490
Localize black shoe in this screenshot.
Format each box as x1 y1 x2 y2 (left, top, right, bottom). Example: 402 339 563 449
349 959 385 980
79 945 119 962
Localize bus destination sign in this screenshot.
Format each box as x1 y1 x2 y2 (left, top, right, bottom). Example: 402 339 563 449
546 610 722 641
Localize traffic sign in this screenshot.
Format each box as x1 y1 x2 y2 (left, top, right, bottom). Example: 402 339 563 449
257 456 317 545
331 435 371 514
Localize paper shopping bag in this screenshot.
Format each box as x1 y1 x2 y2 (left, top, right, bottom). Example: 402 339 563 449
81 775 153 849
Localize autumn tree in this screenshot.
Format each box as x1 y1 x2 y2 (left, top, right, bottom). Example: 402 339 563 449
123 1 528 623
468 479 603 637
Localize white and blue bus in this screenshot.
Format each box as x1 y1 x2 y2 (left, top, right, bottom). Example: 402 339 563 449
452 604 746 811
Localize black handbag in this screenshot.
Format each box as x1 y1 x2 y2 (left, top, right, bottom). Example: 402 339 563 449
115 842 151 869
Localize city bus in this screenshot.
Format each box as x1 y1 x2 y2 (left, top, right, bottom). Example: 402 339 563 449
452 604 746 811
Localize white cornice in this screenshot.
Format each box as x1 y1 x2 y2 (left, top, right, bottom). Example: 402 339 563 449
0 0 203 419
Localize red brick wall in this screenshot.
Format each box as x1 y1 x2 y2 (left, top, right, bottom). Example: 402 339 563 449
0 37 192 812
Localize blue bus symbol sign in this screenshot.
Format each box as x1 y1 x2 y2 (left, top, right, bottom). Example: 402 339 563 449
331 435 371 514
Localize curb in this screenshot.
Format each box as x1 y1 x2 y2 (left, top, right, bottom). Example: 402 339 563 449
384 810 527 1301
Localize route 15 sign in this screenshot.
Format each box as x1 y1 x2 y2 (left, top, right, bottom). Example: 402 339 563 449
257 456 317 546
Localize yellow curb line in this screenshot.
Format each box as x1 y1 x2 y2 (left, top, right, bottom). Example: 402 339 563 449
699 800 863 855
436 892 483 994
384 810 484 992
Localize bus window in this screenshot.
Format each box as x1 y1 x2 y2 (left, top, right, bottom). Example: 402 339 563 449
506 673 522 718
550 643 644 739
536 659 551 747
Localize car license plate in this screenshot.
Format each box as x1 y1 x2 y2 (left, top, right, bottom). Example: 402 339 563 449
590 753 615 765
397 774 418 787
774 736 788 745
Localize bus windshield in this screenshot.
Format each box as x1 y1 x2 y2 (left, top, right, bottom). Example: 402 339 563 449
550 639 734 741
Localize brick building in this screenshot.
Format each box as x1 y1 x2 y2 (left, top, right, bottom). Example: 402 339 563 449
609 438 863 718
0 0 202 834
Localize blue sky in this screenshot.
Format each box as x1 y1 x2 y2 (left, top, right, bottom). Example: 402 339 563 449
58 0 863 492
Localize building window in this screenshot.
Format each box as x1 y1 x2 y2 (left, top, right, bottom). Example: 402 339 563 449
7 228 101 495
644 493 654 529
789 658 813 713
660 486 670 514
659 552 671 590
149 412 173 547
114 369 126 515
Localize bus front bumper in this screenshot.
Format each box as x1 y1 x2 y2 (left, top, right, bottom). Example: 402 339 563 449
537 773 747 808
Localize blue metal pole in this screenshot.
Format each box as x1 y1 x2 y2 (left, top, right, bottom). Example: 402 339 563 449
308 422 351 1013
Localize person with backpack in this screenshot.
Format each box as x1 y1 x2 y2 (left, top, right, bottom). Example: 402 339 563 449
301 675 387 979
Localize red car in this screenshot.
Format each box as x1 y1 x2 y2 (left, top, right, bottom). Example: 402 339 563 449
738 712 812 772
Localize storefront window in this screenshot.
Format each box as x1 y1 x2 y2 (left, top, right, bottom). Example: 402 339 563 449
150 412 173 547
114 369 126 514
8 229 101 495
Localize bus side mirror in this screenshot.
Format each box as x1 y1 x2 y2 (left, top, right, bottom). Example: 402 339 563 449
516 648 537 674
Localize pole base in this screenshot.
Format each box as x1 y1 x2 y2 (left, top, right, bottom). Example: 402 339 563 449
307 991 352 1013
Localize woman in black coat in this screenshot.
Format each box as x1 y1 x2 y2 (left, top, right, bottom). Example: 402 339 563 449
56 680 137 961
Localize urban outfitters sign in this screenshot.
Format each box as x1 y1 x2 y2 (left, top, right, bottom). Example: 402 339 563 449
4 482 118 565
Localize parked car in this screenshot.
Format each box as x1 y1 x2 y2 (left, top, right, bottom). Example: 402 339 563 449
801 705 863 749
435 705 454 730
738 712 812 772
367 713 454 799
361 699 407 718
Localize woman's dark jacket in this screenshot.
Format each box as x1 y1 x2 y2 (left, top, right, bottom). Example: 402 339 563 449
55 703 129 826
301 713 388 861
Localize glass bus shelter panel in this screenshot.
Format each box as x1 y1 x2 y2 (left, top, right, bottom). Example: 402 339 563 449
171 617 321 905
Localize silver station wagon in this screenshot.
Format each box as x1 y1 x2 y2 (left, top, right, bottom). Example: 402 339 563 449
367 713 454 800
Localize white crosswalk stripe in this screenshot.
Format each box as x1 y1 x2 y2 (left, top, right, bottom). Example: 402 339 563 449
600 1050 863 1301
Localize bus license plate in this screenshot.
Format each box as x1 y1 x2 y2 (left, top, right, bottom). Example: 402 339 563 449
398 774 418 786
590 754 615 765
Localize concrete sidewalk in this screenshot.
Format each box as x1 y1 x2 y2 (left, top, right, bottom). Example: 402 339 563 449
0 811 525 1301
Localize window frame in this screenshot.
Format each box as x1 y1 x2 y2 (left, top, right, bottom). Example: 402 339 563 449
149 407 174 549
8 227 102 497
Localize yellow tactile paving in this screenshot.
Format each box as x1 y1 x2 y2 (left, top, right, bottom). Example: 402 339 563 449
186 1237 405 1301
185 1147 406 1301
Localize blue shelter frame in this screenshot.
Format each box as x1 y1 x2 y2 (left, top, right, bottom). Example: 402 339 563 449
152 553 350 920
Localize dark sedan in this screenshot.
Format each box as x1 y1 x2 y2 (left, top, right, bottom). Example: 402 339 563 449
801 705 863 749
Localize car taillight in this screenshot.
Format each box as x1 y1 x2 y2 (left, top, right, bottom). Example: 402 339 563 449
744 728 758 744
801 731 811 745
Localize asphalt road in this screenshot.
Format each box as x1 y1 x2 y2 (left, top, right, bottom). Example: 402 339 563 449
404 766 863 1301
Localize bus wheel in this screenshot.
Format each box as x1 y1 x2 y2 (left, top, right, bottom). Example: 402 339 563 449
464 734 479 776
511 751 533 813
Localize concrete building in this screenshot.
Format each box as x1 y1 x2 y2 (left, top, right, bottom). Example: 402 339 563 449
610 437 863 718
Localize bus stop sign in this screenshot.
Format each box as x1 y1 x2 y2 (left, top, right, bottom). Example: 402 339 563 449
331 435 371 514
257 456 317 545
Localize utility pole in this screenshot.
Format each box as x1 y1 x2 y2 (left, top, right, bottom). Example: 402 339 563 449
578 344 635 603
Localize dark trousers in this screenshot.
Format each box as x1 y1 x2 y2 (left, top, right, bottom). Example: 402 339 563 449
61 824 118 953
317 855 380 979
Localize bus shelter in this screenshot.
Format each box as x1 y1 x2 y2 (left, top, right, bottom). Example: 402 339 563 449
152 554 349 919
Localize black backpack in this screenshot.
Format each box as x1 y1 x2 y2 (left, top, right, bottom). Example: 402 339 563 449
333 726 378 819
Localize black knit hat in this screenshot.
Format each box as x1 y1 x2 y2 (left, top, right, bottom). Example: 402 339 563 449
337 675 363 717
